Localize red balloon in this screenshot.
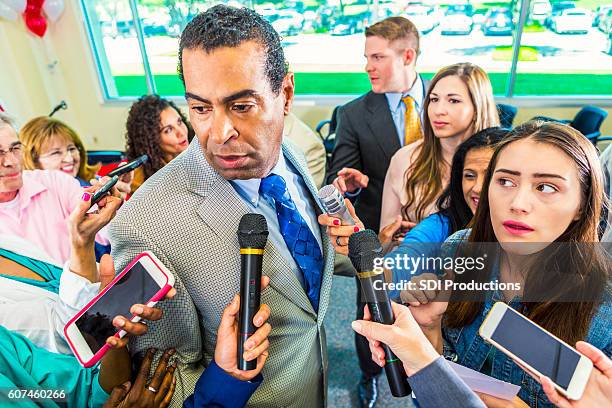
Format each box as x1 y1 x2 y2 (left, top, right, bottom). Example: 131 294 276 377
25 10 47 37
27 0 45 10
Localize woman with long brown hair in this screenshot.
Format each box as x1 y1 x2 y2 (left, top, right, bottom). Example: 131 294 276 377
403 121 610 407
380 63 499 238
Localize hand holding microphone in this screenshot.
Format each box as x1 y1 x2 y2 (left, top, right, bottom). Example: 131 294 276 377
348 229 411 398
237 214 269 371
317 185 364 255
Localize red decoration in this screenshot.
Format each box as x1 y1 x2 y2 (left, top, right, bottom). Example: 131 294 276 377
23 0 47 37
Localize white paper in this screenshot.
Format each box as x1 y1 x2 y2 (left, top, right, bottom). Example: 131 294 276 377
448 361 521 401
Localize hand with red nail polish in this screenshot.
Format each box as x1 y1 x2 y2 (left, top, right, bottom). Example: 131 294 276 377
317 198 365 255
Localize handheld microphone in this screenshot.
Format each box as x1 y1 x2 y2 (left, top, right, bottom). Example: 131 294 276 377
318 184 355 226
348 229 411 398
237 213 269 371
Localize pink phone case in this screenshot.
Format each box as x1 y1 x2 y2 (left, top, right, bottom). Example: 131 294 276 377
64 252 174 367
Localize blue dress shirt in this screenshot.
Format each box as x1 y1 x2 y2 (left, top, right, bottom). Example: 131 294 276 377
230 152 322 291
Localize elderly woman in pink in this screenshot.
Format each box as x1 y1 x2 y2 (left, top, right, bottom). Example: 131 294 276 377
0 113 110 264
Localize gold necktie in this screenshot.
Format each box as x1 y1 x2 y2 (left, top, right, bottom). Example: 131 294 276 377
402 95 422 146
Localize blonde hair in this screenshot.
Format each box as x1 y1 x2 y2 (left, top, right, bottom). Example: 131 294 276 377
402 62 500 222
19 117 99 181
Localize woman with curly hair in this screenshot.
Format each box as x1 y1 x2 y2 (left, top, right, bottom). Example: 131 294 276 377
125 95 194 193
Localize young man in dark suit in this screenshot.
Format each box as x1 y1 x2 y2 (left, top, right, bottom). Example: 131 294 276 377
324 16 429 408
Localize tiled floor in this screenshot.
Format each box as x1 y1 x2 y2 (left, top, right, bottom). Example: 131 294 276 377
326 275 415 408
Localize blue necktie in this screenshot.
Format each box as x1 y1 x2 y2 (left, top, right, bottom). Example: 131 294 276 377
259 173 324 312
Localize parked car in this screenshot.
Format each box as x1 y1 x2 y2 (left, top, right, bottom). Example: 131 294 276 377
440 4 473 35
593 5 612 27
545 1 576 28
330 15 361 36
551 8 591 34
529 0 552 24
403 5 438 34
272 10 304 36
115 20 135 38
483 8 513 36
598 9 612 34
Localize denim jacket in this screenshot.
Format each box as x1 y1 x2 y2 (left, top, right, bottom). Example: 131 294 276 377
441 230 612 407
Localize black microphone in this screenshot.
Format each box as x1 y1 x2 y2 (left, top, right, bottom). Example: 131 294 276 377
237 213 269 371
348 229 411 398
318 184 355 226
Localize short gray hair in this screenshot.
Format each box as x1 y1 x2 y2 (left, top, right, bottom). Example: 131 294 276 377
0 112 15 129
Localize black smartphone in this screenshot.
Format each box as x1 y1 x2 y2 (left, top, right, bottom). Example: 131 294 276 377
90 175 119 207
106 154 148 178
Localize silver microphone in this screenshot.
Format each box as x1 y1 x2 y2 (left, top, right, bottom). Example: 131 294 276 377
318 184 356 226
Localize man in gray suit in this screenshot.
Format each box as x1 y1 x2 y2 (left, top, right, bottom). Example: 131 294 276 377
109 6 334 407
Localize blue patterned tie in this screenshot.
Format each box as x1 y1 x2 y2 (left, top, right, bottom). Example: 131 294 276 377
259 173 324 312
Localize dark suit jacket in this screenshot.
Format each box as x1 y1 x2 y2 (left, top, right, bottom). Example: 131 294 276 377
325 76 429 232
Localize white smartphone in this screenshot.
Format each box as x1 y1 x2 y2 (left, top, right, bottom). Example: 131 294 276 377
479 302 593 400
64 251 175 367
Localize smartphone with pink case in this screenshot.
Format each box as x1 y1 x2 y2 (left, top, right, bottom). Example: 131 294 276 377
64 251 175 367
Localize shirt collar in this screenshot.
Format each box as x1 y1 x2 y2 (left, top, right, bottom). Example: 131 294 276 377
231 150 287 208
17 171 47 211
385 74 424 113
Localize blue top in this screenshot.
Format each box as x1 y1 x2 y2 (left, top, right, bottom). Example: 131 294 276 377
0 248 61 294
441 229 612 407
385 212 451 299
183 360 262 408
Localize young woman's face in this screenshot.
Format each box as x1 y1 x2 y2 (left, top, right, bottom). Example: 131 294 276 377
37 135 80 177
427 75 475 141
488 139 582 246
159 107 189 160
462 147 494 214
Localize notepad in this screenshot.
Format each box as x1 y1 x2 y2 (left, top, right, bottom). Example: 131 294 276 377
448 361 521 400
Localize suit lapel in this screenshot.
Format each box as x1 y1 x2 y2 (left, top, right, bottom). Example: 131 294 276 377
188 140 319 317
364 92 402 161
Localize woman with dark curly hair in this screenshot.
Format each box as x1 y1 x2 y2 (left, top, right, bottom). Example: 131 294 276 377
125 95 194 193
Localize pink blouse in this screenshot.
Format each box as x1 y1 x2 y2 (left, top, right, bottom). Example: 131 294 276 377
380 140 449 229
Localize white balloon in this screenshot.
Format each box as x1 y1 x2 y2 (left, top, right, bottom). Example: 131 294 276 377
0 1 19 21
43 0 64 23
2 0 26 14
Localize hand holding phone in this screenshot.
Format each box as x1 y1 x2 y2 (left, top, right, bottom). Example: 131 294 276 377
106 155 148 178
91 176 120 208
64 252 176 367
480 302 593 400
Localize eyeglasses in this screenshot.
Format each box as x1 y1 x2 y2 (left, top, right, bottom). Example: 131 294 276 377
0 143 23 160
38 145 80 161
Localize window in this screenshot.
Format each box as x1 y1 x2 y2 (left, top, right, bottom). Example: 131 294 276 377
81 0 612 100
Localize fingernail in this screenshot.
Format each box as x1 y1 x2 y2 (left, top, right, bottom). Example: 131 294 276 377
108 338 117 347
245 340 253 350
82 192 91 202
254 318 262 326
354 226 360 233
132 306 144 315
351 321 361 331
115 317 125 327
333 219 340 226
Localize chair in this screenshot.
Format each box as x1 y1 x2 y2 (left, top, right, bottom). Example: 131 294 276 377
315 105 340 166
87 150 125 165
570 106 608 144
531 106 608 145
496 103 518 129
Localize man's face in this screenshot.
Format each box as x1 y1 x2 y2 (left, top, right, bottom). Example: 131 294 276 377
364 35 411 93
182 41 294 180
0 126 24 198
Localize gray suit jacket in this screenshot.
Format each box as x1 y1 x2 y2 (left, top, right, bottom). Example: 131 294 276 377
109 138 335 407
